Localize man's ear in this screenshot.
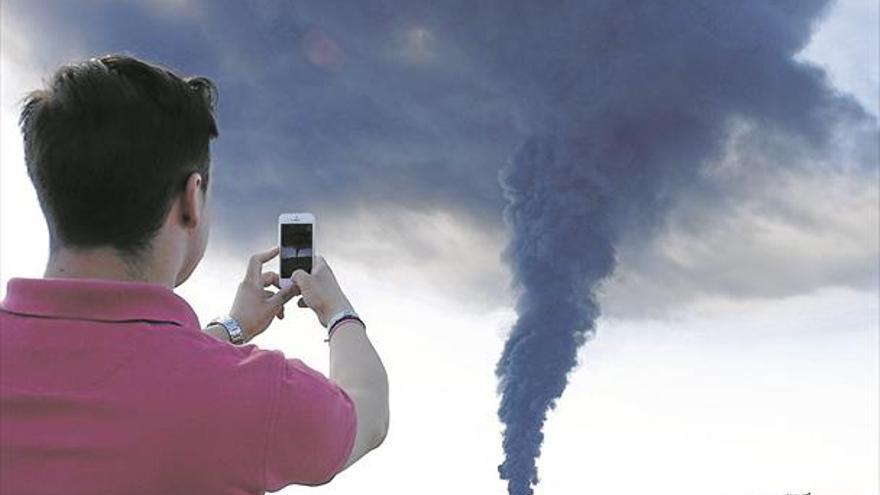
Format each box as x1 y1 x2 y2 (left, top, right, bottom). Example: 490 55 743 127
179 172 204 229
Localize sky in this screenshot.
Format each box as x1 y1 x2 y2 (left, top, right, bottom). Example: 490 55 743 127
1 1 878 494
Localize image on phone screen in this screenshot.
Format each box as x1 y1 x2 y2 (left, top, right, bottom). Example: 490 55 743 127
280 223 313 276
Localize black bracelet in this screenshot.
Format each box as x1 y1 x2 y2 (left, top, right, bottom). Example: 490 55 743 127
324 315 365 343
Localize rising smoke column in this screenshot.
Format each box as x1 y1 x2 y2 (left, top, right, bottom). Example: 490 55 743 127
496 134 616 491
474 1 872 493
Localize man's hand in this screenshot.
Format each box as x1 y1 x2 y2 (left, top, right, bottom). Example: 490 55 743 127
292 255 355 327
230 246 299 341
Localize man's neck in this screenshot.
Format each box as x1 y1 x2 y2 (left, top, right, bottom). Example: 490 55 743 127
44 246 174 288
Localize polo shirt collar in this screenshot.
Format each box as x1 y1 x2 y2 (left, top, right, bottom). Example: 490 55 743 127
1 277 200 329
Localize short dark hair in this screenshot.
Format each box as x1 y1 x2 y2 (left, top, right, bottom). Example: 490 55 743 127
19 54 219 256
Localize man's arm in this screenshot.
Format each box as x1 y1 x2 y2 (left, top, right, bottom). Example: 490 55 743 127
328 320 389 470
291 256 390 473
205 247 389 472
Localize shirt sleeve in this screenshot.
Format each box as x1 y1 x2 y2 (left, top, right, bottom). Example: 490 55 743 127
263 356 357 490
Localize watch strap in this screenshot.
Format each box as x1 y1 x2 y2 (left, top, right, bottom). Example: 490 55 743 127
210 315 245 344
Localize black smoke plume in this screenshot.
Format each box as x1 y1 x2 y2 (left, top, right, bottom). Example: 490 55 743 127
470 1 872 493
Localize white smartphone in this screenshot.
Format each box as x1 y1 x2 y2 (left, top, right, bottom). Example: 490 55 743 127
278 212 315 289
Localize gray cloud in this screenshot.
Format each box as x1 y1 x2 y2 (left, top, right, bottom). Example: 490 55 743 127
3 0 875 309
601 134 879 319
595 107 878 319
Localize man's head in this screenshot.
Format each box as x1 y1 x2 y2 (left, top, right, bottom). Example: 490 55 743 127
19 54 218 286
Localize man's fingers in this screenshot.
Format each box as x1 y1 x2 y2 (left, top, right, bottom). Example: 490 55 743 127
261 272 280 288
246 246 280 282
268 283 299 309
277 305 285 320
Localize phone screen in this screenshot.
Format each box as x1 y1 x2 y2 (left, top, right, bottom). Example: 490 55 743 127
280 223 313 276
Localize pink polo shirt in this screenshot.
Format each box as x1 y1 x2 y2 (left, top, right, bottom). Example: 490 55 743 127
0 277 356 495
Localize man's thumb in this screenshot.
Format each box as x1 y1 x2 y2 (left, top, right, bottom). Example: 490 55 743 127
290 269 309 289
297 298 309 308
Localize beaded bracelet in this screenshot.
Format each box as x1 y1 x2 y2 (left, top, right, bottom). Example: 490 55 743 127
324 315 365 343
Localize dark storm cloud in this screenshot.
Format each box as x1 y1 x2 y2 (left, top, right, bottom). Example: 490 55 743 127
5 0 873 258
172 0 531 240
4 0 523 244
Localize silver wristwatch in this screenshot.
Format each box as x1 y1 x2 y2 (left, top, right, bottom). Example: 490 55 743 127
210 315 245 344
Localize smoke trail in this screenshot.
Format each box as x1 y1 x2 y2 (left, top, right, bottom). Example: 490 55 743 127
478 1 871 493
495 134 615 492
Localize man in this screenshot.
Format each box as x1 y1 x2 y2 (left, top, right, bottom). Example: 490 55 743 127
0 55 389 494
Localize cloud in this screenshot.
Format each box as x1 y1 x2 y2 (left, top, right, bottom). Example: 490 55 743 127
796 0 880 117
598 110 878 320
0 0 876 319
602 170 878 319
322 205 512 313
